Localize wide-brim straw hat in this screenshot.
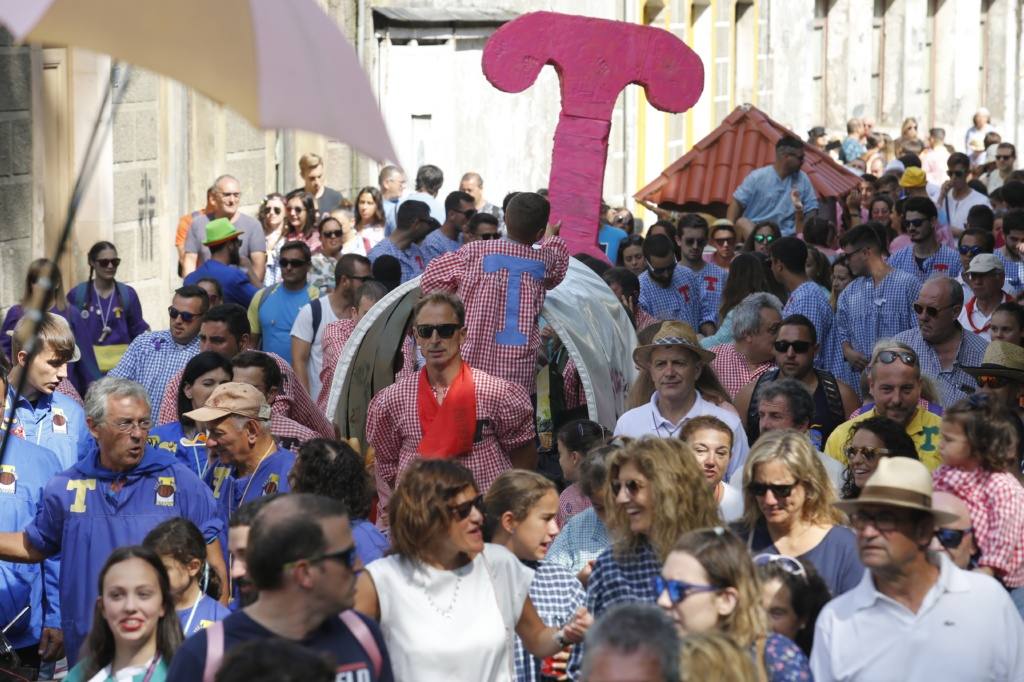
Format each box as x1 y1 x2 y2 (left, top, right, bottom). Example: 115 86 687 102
632 321 716 367
961 340 1024 382
835 457 959 525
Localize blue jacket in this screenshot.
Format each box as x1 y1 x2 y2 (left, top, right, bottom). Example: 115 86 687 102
6 388 89 469
0 437 63 648
184 259 258 308
148 421 210 479
24 443 223 665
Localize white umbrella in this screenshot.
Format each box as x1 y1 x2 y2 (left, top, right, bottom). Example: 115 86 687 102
0 0 396 162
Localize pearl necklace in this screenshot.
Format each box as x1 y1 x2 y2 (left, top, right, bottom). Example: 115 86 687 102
419 572 462 619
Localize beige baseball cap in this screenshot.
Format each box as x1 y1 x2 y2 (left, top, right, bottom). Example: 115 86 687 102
183 382 271 423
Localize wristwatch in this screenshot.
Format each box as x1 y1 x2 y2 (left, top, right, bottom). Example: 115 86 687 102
554 628 571 648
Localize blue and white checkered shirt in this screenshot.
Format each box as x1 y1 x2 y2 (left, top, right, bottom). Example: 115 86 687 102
638 265 711 330
108 330 200 420
514 561 586 682
889 244 963 283
784 281 839 373
836 268 921 360
546 507 610 575
420 228 461 265
894 326 988 408
996 249 1024 294
693 261 728 328
367 238 425 283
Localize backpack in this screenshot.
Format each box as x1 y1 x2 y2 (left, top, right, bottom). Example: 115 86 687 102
256 283 323 337
746 368 845 442
201 610 382 682
71 281 133 316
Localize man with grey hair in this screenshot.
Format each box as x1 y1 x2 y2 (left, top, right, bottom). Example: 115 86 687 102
709 292 783 399
894 275 988 408
581 604 679 682
0 375 226 666
825 340 945 470
183 173 268 285
378 164 407 235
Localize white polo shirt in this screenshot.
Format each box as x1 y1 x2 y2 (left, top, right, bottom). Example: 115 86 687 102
614 391 750 482
811 553 1024 681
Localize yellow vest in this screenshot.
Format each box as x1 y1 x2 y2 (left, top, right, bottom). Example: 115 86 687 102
824 407 943 471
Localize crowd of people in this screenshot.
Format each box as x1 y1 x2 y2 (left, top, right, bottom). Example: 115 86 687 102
0 130 1023 682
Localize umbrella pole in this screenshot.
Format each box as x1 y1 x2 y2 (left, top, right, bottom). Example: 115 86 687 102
0 63 134 466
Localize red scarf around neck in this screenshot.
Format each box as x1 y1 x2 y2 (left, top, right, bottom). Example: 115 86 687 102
416 362 477 459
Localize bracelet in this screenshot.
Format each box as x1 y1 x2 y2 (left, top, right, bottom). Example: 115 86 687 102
554 628 570 648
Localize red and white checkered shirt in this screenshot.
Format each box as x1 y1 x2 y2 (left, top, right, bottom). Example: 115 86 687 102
635 308 658 331
56 377 83 407
562 359 586 410
933 465 1024 588
157 351 335 438
557 482 592 528
366 364 536 526
709 343 774 400
421 236 569 395
272 413 319 453
317 320 419 412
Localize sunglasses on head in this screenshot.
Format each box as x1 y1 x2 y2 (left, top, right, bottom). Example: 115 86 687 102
977 375 1008 389
415 323 461 339
95 258 121 268
168 307 199 323
280 258 309 269
478 233 501 240
773 340 812 354
844 446 890 463
935 527 972 549
958 245 983 256
610 479 644 497
448 494 484 521
874 349 917 366
748 482 798 498
652 576 716 605
912 303 955 318
904 217 929 228
754 233 777 244
947 169 967 178
752 553 807 579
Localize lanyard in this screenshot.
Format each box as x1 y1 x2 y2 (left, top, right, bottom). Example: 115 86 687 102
182 592 203 636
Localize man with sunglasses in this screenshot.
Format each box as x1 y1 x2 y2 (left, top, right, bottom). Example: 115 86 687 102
727 135 818 239
109 285 208 420
637 234 710 334
463 212 501 244
984 142 1016 192
930 491 978 570
894 276 987 408
889 196 962 283
937 152 991 233
812 457 1024 681
825 341 944 470
167 494 393 682
421 191 475 264
677 214 726 334
953 228 995 302
366 292 536 526
184 218 259 308
957 254 1013 341
247 241 319 365
962 340 1024 470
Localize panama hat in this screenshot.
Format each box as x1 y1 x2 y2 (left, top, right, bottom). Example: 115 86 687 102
961 340 1024 382
835 457 959 525
632 321 716 367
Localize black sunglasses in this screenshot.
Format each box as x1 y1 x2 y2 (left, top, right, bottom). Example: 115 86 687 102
95 258 121 268
947 169 967 178
646 259 676 276
773 340 812 354
912 303 955 318
748 482 798 498
652 576 716 605
849 510 900 533
415 323 461 339
265 206 283 215
935 527 972 549
479 233 501 240
610 479 644 497
683 237 707 247
168 307 199 323
280 258 310 269
977 375 1008 389
454 208 477 218
874 349 917 366
958 245 983 256
904 217 929 228
997 155 1014 161
346 274 374 283
310 544 359 570
449 494 484 521
321 229 345 239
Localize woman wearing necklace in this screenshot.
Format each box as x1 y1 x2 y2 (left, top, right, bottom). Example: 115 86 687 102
355 460 591 682
65 546 181 682
67 241 149 394
735 429 864 596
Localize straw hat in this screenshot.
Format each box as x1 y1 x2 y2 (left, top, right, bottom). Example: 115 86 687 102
835 457 958 524
632 321 716 367
961 340 1024 382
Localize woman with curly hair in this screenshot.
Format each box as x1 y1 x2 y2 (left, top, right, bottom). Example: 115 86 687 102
355 460 591 682
288 438 388 566
839 416 918 499
736 430 864 596
658 527 811 680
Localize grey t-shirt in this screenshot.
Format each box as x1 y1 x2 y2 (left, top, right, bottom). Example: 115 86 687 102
184 212 267 262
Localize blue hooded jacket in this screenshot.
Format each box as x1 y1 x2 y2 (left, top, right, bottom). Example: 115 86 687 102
23 443 223 666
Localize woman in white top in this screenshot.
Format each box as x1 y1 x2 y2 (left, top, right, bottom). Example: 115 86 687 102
681 416 744 522
355 460 591 682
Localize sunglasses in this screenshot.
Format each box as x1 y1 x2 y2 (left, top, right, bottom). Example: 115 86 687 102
977 375 1008 389
773 340 812 354
965 270 998 282
713 237 737 246
454 208 478 218
652 576 716 605
848 510 900 533
752 553 807 579
844 446 890 463
912 303 955 318
873 349 916 367
95 258 121 268
904 217 929 228
754 234 777 244
266 206 283 215
449 494 484 521
958 245 983 256
934 527 972 549
280 258 310 269
287 205 306 214
748 482 798 498
321 229 345 239
415 323 461 339
479 233 501 240
947 169 967 178
346 274 374 283
997 155 1014 161
683 238 707 247
168 307 199 323
610 479 644 497
311 544 359 570
646 259 676 276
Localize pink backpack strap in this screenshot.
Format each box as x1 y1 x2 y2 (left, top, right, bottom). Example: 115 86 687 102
339 609 382 678
202 620 225 682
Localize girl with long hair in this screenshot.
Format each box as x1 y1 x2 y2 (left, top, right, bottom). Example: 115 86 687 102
283 189 320 254
353 186 387 249
555 419 610 526
258 192 287 286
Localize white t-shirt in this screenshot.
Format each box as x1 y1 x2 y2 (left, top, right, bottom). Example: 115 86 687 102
289 295 339 400
366 544 533 682
718 481 744 522
941 189 990 230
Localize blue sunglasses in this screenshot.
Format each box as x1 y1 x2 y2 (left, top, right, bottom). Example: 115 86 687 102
653 576 717 604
